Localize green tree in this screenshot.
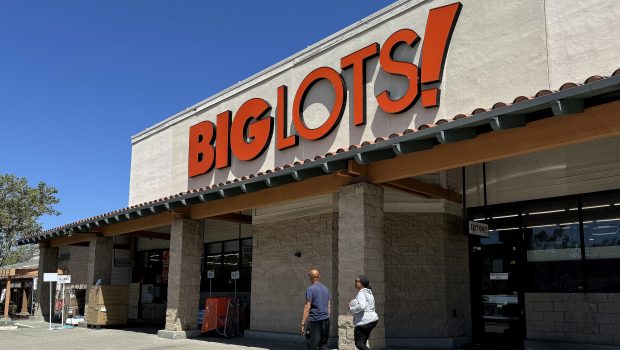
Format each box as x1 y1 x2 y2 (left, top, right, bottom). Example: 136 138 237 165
0 174 60 267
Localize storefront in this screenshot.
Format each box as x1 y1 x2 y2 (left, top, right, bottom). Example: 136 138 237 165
19 0 620 349
0 257 38 319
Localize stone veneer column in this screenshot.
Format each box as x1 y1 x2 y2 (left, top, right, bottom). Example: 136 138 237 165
158 218 203 339
338 182 385 350
33 243 58 321
87 236 113 286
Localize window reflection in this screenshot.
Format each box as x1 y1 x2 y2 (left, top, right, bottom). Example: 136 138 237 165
583 192 620 252
583 192 620 292
523 198 581 292
469 190 620 293
523 198 581 264
201 238 252 293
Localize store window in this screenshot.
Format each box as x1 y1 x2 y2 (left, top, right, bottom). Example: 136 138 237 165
523 198 582 292
201 238 252 293
469 189 620 293
582 192 620 292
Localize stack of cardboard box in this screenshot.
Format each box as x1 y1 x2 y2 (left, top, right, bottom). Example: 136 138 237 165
86 285 128 326
128 283 139 320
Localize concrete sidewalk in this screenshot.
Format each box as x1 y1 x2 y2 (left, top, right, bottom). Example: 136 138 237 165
3 320 463 349
2 320 307 350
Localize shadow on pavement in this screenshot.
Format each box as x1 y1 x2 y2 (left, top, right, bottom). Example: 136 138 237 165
110 324 307 350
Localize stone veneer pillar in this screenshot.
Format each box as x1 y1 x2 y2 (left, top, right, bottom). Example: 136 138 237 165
158 218 203 339
338 182 385 350
87 236 113 286
33 243 58 321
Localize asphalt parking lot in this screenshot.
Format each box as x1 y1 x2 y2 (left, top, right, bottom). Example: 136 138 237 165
0 320 306 350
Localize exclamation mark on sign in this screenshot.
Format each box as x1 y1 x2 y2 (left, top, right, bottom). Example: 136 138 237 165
420 2 462 108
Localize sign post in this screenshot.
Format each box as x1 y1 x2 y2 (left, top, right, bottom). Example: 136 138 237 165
32 277 37 319
231 270 239 300
207 270 214 298
57 275 71 328
43 273 58 330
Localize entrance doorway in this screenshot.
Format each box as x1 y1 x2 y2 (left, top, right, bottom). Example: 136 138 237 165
468 205 525 349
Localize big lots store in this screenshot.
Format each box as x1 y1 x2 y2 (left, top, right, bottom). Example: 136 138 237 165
19 0 620 349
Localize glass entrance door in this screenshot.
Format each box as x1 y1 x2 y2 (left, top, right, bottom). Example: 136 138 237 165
469 207 525 349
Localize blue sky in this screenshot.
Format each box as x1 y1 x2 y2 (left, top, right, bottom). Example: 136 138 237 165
0 0 396 230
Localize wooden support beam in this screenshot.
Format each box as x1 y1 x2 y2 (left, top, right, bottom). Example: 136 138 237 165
347 159 368 176
367 100 620 183
3 278 10 318
265 175 295 187
435 128 477 144
292 167 325 181
102 213 183 237
392 138 435 155
123 231 171 240
190 173 355 220
321 159 348 173
490 114 526 131
385 178 462 203
354 148 396 164
211 213 252 224
49 233 97 248
241 181 269 193
551 99 584 116
37 100 620 246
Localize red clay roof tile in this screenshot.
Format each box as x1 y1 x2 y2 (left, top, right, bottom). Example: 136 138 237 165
27 68 620 240
585 76 604 83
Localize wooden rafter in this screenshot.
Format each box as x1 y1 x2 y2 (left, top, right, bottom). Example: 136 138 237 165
211 213 252 224
49 233 97 248
366 101 620 183
44 100 620 247
190 173 355 220
102 213 183 237
384 178 462 203
123 230 171 240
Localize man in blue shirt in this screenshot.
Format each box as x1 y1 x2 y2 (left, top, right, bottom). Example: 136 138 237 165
300 268 331 350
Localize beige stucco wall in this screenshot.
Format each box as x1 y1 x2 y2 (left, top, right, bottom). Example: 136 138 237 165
546 0 620 88
128 0 620 206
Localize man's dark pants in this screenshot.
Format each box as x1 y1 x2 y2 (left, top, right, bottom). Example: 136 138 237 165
305 318 330 350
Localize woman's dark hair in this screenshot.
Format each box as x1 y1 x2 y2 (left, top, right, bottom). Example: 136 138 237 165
358 275 371 289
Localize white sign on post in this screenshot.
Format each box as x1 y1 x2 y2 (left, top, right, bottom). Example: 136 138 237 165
57 275 71 328
207 270 215 279
43 273 58 282
468 221 489 237
490 273 509 280
231 270 240 280
57 275 71 284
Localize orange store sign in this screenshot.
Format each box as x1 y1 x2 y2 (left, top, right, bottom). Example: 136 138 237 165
189 2 462 178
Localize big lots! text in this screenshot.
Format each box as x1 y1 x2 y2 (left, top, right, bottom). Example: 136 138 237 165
188 3 462 177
